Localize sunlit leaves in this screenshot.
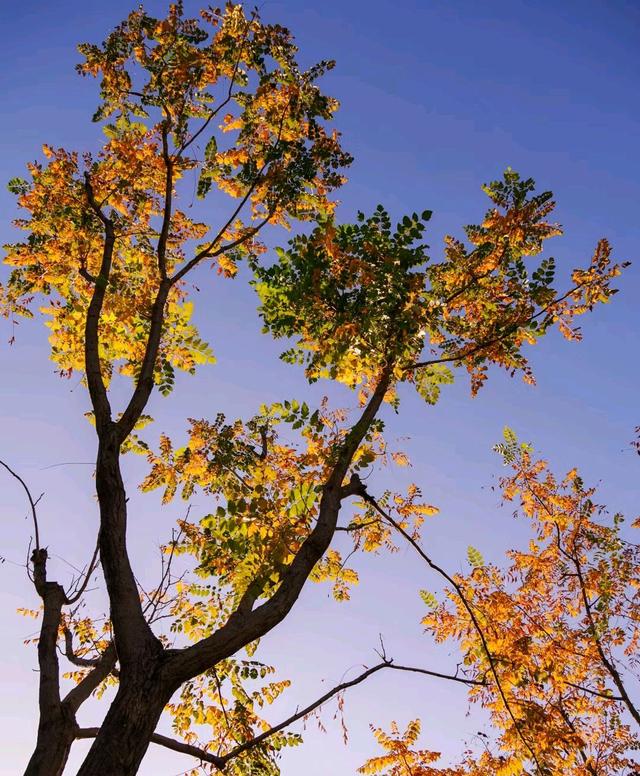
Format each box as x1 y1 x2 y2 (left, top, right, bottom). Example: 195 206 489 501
359 720 447 776
140 400 382 608
413 364 454 405
167 656 299 775
419 590 438 610
466 546 484 569
422 440 640 774
254 170 625 409
4 2 349 394
253 206 432 400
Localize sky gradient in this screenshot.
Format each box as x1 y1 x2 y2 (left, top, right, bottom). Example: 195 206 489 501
1 1 639 773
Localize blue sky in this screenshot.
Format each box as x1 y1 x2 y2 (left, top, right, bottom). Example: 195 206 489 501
0 0 639 773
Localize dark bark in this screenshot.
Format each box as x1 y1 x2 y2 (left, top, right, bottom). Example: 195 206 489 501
95 428 159 665
75 372 392 774
23 708 77 776
23 550 77 776
23 641 117 776
75 650 170 776
74 431 165 774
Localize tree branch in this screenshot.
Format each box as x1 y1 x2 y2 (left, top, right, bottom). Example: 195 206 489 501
176 8 256 158
519 471 640 728
358 489 544 773
31 548 67 718
170 165 270 284
76 727 224 769
115 278 171 442
78 656 479 770
83 173 115 431
0 458 41 550
164 366 394 685
63 643 117 713
157 122 174 280
62 628 102 669
66 539 100 605
406 281 588 372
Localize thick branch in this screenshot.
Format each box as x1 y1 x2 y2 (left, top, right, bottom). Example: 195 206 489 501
63 628 101 669
77 727 224 769
157 123 174 280
83 173 115 431
63 643 117 713
164 367 393 685
116 280 171 441
32 549 67 717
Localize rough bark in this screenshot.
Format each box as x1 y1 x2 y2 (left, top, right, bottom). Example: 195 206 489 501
23 710 77 776
23 550 75 776
95 429 158 665
75 650 170 776
75 433 166 774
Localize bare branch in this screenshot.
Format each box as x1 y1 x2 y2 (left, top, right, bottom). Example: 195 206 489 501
63 643 117 713
78 656 477 771
0 459 41 550
144 521 186 624
63 628 101 669
66 539 100 605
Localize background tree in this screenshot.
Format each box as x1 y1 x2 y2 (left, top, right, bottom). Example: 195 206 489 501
357 432 640 775
0 3 628 775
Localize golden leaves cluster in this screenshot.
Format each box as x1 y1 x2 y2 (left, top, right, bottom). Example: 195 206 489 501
420 435 640 774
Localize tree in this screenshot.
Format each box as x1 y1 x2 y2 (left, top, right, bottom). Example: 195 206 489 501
0 3 627 775
357 432 640 775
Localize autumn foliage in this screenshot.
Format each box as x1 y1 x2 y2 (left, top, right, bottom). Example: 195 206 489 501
359 432 640 775
0 3 634 776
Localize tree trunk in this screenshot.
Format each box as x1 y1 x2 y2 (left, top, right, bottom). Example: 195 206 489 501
23 708 76 776
24 553 75 776
76 651 169 776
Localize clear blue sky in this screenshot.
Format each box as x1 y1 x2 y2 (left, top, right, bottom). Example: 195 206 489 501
1 1 639 773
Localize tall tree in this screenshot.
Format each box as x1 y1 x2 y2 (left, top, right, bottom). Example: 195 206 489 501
1 3 626 774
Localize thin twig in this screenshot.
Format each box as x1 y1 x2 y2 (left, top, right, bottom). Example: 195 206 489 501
0 459 41 550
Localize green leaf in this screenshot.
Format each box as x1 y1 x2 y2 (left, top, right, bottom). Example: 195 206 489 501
197 175 213 199
7 177 29 196
503 426 517 445
414 364 454 405
419 590 438 609
204 135 218 161
467 545 484 568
